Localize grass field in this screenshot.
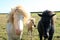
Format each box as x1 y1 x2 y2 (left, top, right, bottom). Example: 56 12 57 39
0 12 60 40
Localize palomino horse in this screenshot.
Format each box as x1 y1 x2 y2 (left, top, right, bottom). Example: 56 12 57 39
26 18 36 36
6 5 31 40
37 10 56 40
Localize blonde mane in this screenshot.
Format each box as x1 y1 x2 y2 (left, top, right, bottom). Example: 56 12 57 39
8 8 15 23
8 5 31 24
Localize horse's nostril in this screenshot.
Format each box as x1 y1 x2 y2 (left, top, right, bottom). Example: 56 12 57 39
34 25 36 27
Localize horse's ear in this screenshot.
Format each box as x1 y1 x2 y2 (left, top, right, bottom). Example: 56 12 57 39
38 14 42 17
51 14 56 17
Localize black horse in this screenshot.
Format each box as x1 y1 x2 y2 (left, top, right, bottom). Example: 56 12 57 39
37 10 56 40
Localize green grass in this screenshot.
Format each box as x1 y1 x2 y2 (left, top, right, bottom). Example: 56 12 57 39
0 12 60 40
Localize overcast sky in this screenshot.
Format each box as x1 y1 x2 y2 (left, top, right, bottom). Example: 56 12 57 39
0 0 60 13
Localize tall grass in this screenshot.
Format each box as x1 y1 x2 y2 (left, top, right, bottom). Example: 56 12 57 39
0 12 60 40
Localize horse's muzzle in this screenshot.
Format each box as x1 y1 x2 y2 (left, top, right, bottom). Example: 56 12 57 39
34 25 36 27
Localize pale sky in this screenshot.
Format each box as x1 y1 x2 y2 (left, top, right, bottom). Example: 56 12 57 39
0 0 60 13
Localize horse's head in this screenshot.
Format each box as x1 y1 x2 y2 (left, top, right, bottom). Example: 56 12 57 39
38 10 56 17
14 5 31 24
38 10 56 26
30 18 36 27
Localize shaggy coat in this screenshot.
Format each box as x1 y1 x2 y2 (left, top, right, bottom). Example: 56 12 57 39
37 10 56 40
6 5 31 40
